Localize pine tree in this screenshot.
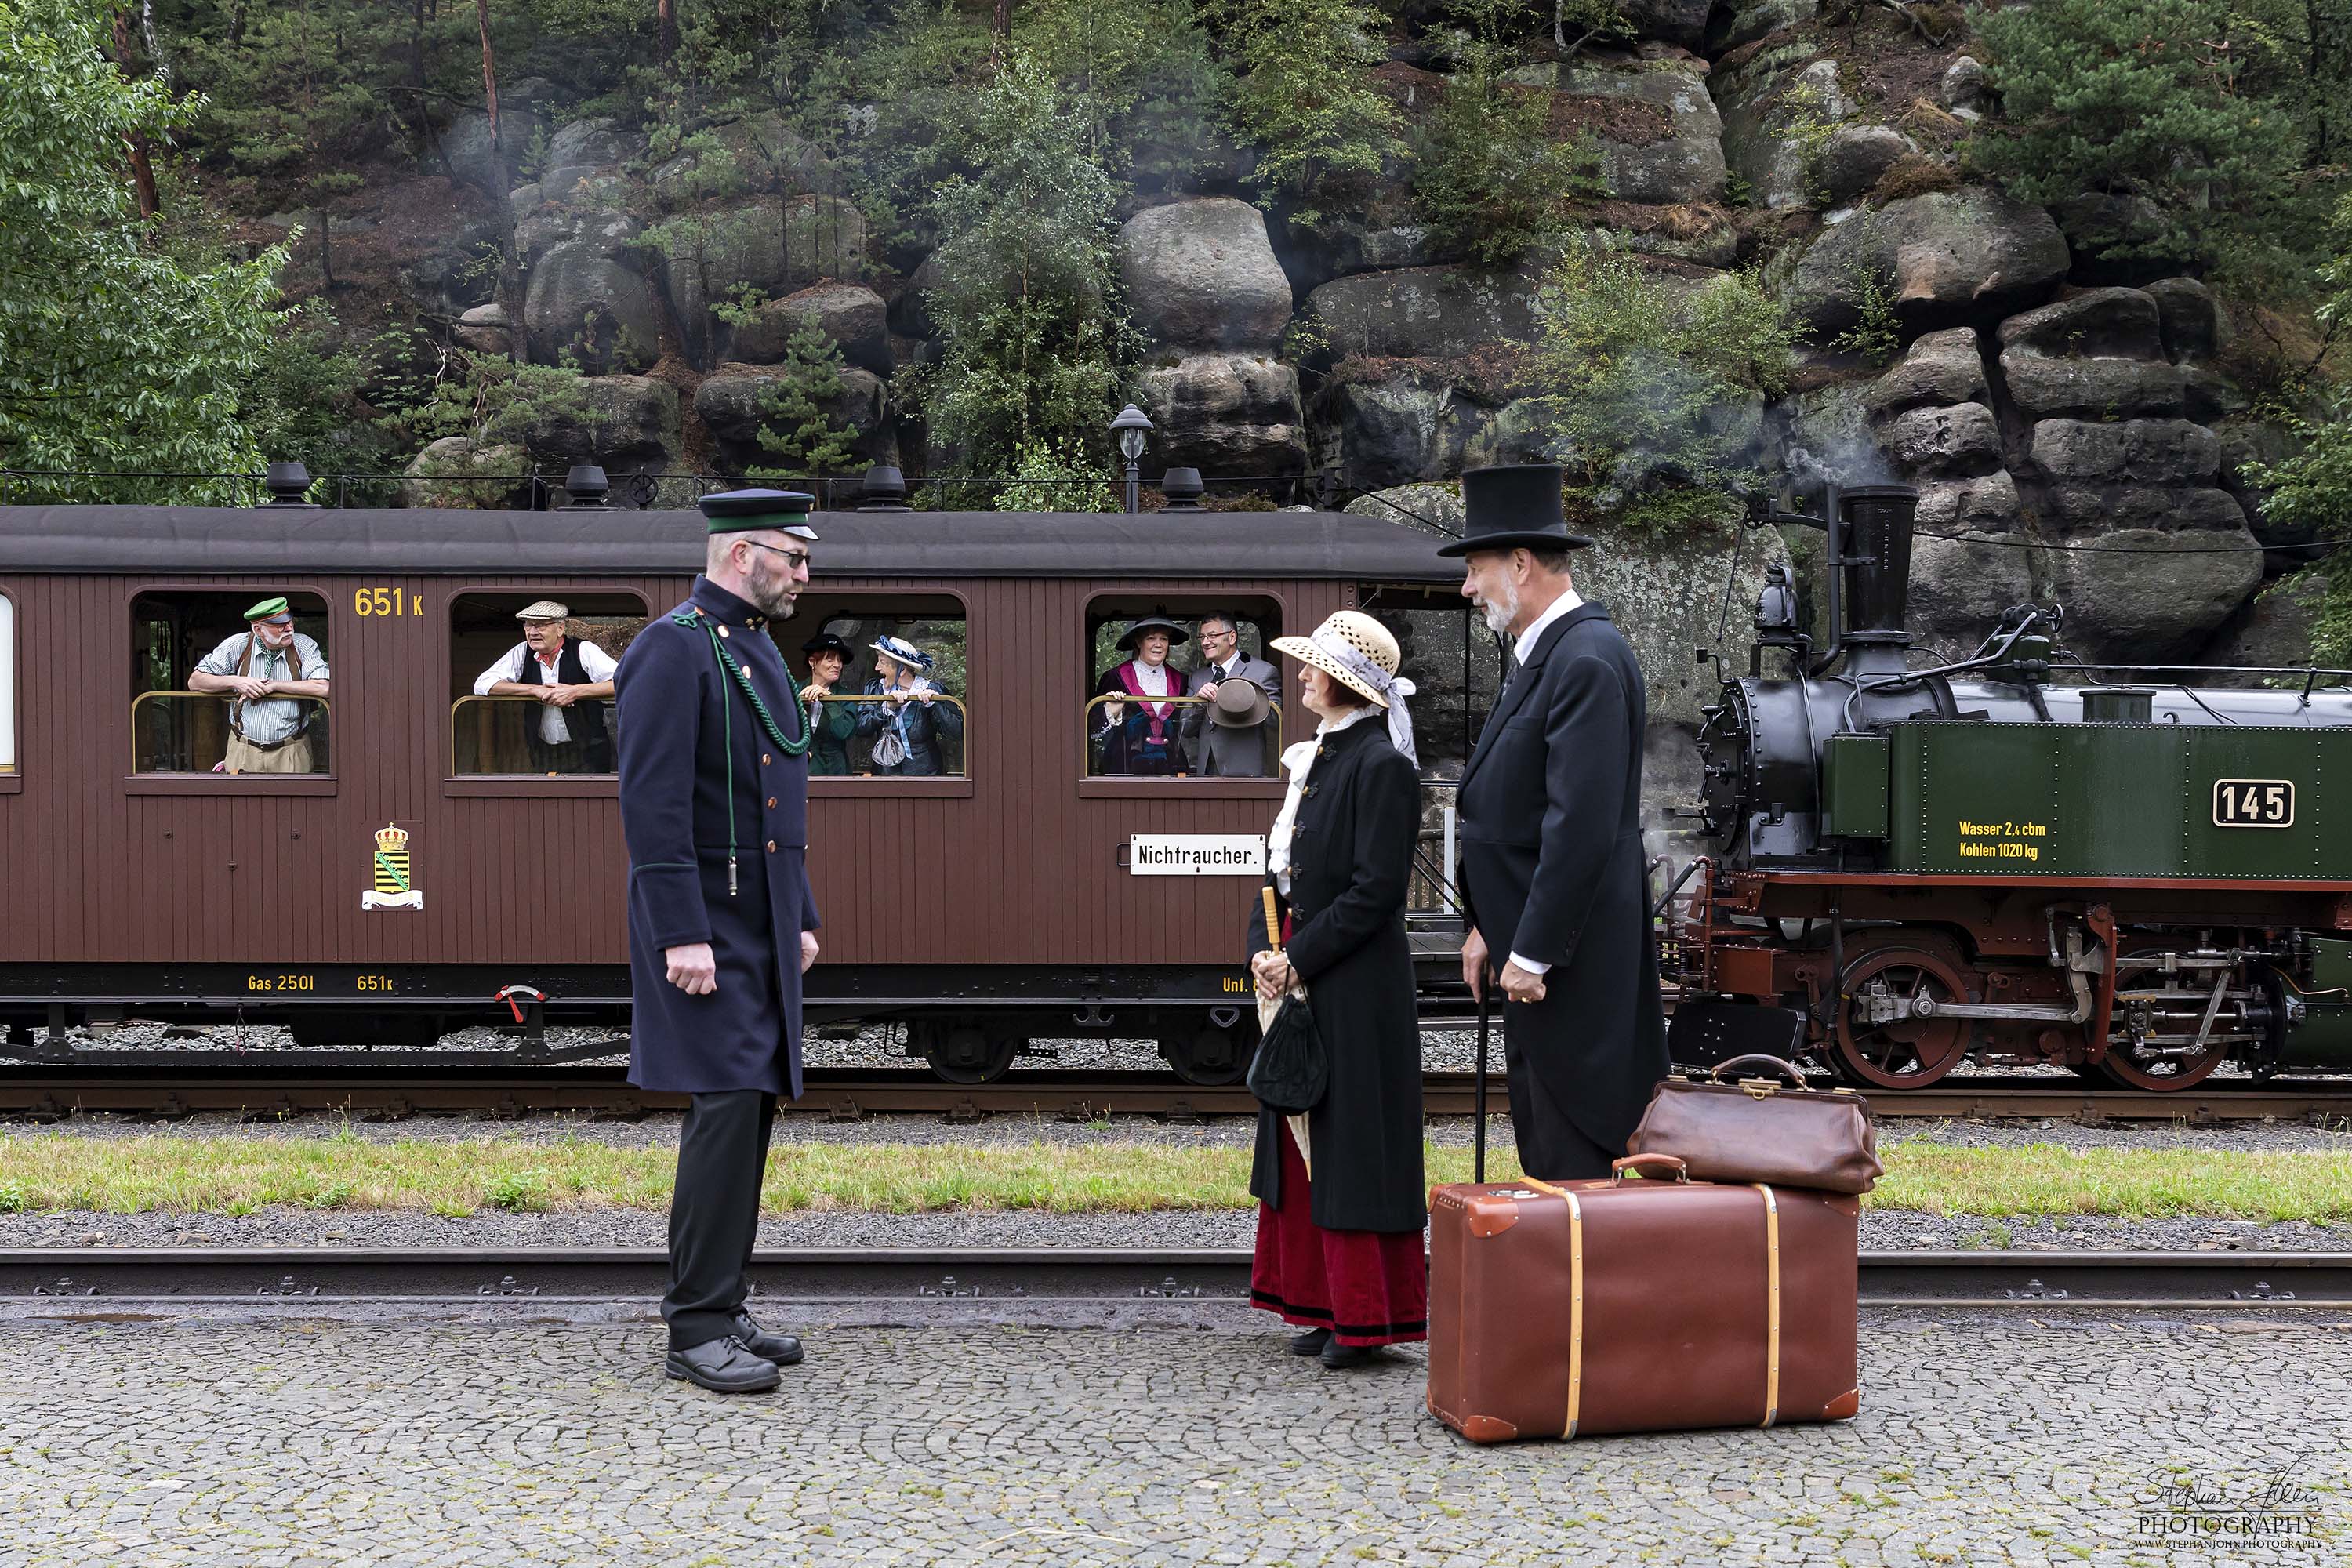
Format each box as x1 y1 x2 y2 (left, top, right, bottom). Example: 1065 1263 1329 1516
749 318 863 479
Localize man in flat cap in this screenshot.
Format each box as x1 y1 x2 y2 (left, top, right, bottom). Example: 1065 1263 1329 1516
1443 464 1668 1180
471 601 619 774
188 596 330 774
615 488 822 1394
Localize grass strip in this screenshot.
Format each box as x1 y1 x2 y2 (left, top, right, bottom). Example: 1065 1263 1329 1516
0 1133 2346 1221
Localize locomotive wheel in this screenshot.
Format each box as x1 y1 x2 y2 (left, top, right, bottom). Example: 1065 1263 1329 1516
917 1024 1018 1085
1161 1025 1253 1087
2094 953 2234 1091
1831 949 1970 1090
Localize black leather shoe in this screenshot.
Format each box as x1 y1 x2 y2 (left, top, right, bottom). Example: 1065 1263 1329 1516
1319 1339 1381 1370
665 1335 781 1393
1288 1327 1333 1356
731 1312 805 1367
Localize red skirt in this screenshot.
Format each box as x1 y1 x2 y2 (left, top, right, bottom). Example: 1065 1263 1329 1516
1250 1120 1428 1348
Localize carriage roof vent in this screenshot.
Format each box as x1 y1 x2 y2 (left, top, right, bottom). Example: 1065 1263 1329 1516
857 464 911 512
1159 467 1206 512
561 464 612 509
261 460 318 507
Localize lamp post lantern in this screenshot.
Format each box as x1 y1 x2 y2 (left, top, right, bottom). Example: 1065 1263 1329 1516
1110 403 1153 515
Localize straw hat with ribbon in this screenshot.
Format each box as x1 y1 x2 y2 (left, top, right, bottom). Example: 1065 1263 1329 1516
1269 611 1418 764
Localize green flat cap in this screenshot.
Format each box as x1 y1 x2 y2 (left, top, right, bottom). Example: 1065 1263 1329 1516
699 488 819 540
243 596 292 622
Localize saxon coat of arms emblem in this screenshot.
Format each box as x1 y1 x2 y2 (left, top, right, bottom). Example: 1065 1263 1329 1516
361 822 423 910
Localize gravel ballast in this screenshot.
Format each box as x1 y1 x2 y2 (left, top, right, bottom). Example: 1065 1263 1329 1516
5 1206 2348 1254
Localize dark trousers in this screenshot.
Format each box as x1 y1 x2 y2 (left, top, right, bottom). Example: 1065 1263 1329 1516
662 1089 777 1350
1501 1003 1620 1182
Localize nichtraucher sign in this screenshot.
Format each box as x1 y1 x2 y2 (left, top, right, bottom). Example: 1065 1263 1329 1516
1128 834 1266 876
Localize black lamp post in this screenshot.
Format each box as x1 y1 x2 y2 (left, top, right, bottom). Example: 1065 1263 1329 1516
1110 404 1153 515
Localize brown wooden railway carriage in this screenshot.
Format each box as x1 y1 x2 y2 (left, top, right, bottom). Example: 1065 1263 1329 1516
0 503 1462 1083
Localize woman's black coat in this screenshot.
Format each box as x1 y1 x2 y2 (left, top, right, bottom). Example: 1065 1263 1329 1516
1246 717 1427 1235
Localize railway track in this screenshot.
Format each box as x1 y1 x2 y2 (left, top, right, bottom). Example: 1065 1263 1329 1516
3 1245 2346 1308
2 1061 2349 1123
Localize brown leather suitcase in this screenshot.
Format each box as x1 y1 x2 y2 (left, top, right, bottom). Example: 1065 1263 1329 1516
1427 1154 1860 1443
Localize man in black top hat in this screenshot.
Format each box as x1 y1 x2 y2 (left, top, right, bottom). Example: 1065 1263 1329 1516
1091 615 1192 775
797 631 860 776
617 488 823 1394
1441 464 1669 1181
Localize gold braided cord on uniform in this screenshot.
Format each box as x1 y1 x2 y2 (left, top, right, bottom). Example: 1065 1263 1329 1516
671 606 810 895
673 609 813 757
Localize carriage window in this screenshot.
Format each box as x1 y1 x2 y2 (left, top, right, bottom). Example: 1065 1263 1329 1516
0 592 14 777
1084 601 1281 779
775 594 967 779
132 592 332 775
450 593 647 776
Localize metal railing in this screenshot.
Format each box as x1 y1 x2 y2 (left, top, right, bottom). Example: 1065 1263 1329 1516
130 691 330 774
1083 694 1283 778
1 468 1343 513
812 691 967 777
449 693 615 777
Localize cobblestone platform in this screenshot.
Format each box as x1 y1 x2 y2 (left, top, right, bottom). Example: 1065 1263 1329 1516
1 1308 2346 1566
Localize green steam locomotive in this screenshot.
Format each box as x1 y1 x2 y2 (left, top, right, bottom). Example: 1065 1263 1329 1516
1670 483 2352 1091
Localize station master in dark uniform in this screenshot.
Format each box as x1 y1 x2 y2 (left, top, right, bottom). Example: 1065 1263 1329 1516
617 488 822 1394
1443 464 1669 1181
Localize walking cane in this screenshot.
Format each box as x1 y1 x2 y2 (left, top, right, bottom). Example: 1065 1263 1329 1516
1473 963 1492 1185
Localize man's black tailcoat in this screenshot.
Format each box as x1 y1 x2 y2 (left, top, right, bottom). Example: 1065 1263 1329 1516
1457 601 1668 1176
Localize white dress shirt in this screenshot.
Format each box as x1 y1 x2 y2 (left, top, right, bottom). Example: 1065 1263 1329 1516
474 637 618 745
1502 585 1583 979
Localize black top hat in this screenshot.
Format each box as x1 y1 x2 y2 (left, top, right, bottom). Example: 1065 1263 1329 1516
800 632 855 659
1116 615 1192 653
1436 464 1594 557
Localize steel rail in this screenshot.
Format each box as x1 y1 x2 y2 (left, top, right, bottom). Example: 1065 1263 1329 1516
3 1065 2350 1122
2 1247 2346 1308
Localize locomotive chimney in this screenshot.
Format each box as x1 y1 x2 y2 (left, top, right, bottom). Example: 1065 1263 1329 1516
1835 484 1918 646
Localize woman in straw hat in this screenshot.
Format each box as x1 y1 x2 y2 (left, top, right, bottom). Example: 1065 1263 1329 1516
855 634 963 776
1245 611 1428 1370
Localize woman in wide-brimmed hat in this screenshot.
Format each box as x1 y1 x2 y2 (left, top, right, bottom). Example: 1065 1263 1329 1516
1245 610 1427 1370
1090 615 1191 775
855 634 963 776
797 632 861 776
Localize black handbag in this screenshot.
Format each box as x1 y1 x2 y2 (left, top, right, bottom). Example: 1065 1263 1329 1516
1246 887 1327 1115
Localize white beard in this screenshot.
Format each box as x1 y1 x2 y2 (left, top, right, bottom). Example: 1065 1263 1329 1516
1478 580 1518 637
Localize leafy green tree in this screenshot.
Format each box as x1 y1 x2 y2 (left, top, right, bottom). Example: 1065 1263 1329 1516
993 437 1116 511
746 317 863 478
1520 238 1802 532
1969 0 2315 282
2246 401 2352 659
902 53 1137 481
1018 0 1231 190
1411 37 1602 267
1212 0 1405 231
0 0 288 503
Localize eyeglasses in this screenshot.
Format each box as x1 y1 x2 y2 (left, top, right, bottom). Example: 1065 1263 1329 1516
741 539 813 571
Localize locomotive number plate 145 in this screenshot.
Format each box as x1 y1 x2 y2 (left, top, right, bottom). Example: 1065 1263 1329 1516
2213 778 2295 828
